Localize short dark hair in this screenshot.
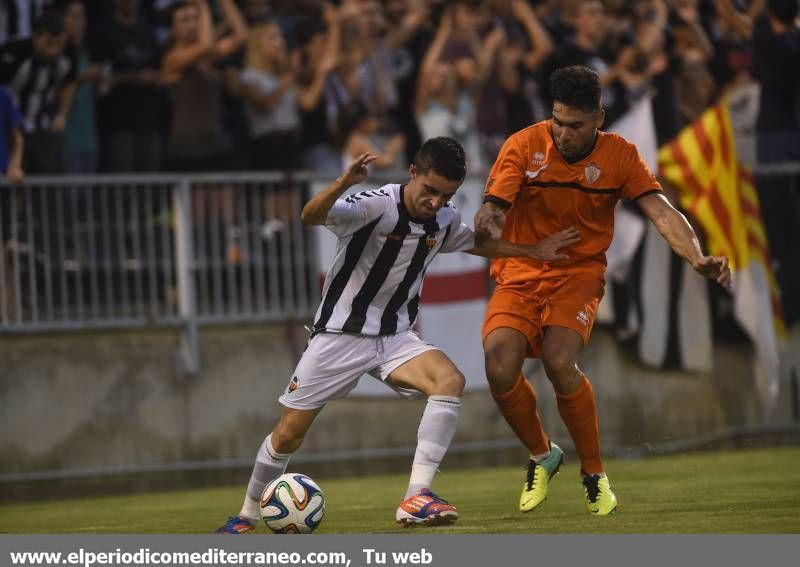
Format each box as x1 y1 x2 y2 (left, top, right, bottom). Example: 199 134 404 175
768 0 799 24
549 65 602 113
32 10 65 36
413 137 466 182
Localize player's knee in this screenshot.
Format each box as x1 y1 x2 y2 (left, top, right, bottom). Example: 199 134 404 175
541 349 577 382
431 368 465 397
484 349 518 386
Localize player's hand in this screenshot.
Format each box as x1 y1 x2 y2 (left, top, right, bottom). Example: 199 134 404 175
339 153 379 187
527 227 581 261
693 255 732 289
474 202 506 240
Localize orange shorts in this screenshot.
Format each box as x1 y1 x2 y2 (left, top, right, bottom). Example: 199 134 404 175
482 272 605 358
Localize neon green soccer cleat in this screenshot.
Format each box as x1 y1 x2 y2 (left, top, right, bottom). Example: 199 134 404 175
519 442 564 512
582 471 618 515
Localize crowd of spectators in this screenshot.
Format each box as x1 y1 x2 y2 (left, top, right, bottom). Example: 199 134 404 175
1 0 799 328
0 0 797 183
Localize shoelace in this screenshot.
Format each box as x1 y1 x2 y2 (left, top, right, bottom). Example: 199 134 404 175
525 460 539 491
582 475 600 503
422 489 449 504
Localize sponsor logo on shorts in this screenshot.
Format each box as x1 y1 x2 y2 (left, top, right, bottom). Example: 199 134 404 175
287 376 299 393
577 311 589 326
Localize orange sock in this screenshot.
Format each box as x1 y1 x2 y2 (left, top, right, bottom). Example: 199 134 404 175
492 373 549 456
556 374 603 474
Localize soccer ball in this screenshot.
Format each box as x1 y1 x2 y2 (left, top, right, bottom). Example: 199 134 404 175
260 473 326 534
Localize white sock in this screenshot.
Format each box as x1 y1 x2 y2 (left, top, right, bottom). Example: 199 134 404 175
531 441 551 463
404 395 461 499
531 448 551 462
239 434 291 522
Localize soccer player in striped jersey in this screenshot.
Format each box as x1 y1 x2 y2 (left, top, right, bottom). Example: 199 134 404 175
216 137 580 532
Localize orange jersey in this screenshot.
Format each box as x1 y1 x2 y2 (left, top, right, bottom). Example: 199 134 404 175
484 120 662 284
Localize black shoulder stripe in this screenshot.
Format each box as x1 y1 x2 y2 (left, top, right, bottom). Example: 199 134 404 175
345 188 391 204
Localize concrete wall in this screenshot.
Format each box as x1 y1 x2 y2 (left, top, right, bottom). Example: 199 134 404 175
1 323 797 484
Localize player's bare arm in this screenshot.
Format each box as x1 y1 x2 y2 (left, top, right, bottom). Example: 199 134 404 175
474 201 509 239
638 192 732 288
468 227 580 262
300 153 379 225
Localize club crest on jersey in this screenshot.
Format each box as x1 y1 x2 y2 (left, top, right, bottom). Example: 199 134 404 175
584 162 602 185
577 311 589 326
287 376 299 393
531 151 545 165
425 234 437 249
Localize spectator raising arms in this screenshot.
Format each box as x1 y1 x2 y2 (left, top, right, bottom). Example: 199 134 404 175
241 21 301 171
161 0 247 172
415 7 480 164
416 4 497 172
241 3 341 172
294 3 341 172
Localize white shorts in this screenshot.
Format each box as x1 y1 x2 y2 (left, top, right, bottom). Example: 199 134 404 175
278 330 439 410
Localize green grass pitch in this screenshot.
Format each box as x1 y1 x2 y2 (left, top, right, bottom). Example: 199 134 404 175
1 447 798 534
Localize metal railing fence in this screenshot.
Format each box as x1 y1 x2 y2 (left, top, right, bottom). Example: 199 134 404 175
1 164 798 371
0 172 324 372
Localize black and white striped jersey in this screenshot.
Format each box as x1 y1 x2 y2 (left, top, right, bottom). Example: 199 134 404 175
313 183 475 336
0 38 75 133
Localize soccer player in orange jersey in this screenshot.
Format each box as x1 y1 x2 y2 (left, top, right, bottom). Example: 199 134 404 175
475 65 732 515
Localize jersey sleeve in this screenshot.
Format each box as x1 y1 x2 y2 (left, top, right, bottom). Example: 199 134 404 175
620 141 662 200
483 133 528 208
439 205 476 253
324 188 391 237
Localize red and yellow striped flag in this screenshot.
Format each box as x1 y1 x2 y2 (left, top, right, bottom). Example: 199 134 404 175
658 100 784 409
